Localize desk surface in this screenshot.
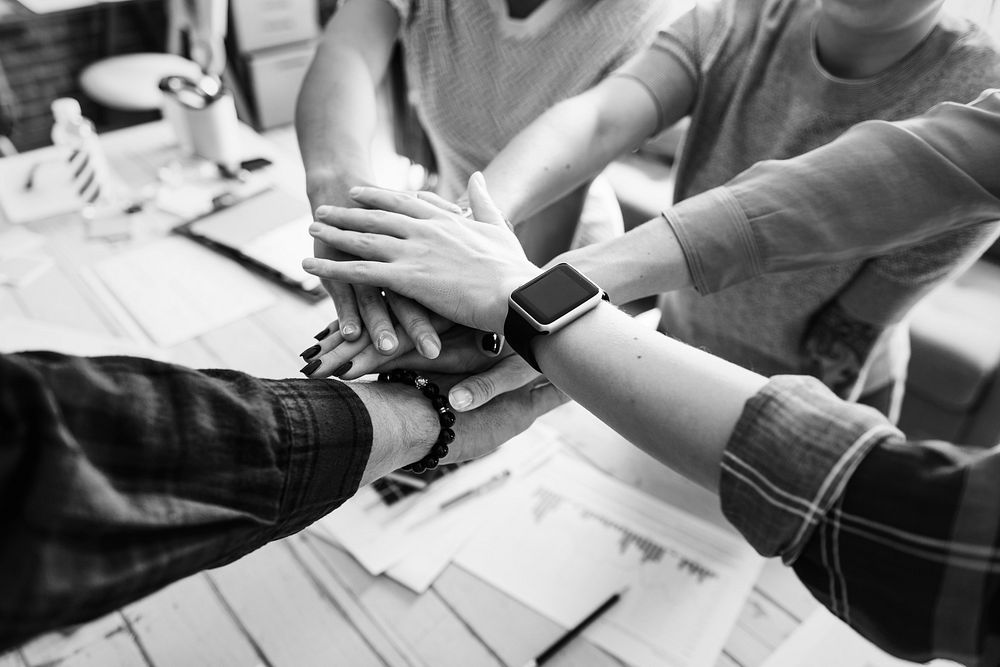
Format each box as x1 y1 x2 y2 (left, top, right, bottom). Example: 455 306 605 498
0 122 817 667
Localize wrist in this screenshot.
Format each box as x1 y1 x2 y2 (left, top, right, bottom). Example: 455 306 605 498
305 168 374 209
354 381 439 486
490 267 541 333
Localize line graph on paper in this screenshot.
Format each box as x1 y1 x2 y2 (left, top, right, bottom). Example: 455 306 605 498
454 455 762 667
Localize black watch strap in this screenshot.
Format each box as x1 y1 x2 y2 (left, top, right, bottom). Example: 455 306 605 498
503 308 548 372
504 291 609 373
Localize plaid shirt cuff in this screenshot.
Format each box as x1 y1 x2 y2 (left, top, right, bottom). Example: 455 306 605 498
262 378 372 534
719 376 902 563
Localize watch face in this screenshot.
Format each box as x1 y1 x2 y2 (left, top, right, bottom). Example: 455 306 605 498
512 263 601 325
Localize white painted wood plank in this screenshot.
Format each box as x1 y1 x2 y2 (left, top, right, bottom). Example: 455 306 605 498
208 540 384 667
123 573 262 667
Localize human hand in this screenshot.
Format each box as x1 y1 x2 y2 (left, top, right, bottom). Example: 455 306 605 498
300 317 507 380
801 301 880 400
429 372 568 465
303 172 539 334
309 187 460 358
319 327 541 414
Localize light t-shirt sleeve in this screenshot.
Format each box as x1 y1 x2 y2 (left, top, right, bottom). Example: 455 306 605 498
610 0 727 133
663 91 1000 295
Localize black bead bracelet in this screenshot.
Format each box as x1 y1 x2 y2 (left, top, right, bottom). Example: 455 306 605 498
377 369 455 473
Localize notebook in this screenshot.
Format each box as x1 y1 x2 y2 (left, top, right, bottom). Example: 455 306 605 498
175 187 324 301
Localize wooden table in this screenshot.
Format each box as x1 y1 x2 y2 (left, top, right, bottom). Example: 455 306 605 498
0 122 817 667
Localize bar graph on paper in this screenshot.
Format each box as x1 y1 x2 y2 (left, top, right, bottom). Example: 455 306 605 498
455 455 762 667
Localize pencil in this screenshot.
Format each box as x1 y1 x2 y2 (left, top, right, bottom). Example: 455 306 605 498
522 589 625 667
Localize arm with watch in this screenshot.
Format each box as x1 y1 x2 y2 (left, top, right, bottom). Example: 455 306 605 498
305 91 1000 410
302 165 1000 665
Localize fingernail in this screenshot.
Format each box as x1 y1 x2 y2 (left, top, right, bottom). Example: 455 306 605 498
481 332 502 355
376 333 397 352
332 361 352 378
449 387 473 410
300 359 321 376
308 222 322 234
302 258 319 271
348 186 363 197
420 336 441 359
314 327 330 341
315 205 332 217
341 323 357 337
300 344 321 360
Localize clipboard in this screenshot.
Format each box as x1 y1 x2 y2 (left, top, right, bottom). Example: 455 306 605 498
174 187 326 301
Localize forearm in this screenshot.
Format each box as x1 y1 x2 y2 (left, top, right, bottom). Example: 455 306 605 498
549 215 693 303
670 95 1000 295
483 79 660 224
534 304 767 492
0 352 430 648
295 3 399 207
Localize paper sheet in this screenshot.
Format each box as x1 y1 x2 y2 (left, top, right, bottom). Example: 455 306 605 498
319 425 563 592
0 147 83 224
0 316 163 359
762 607 962 667
454 454 763 667
87 237 275 347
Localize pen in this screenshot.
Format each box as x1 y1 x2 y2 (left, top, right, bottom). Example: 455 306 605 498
384 471 429 490
522 589 625 667
439 469 511 510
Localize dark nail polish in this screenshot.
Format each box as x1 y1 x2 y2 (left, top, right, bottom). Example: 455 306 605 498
481 332 502 355
314 327 330 341
300 359 321 376
301 344 321 360
332 361 353 378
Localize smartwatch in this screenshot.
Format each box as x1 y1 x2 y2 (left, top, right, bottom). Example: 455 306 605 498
503 263 607 372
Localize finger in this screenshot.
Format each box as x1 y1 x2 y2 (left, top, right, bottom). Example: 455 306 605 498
301 331 374 378
415 191 463 214
466 171 511 229
447 355 542 412
314 205 414 238
355 285 398 355
350 186 454 220
324 284 364 340
308 224 405 262
385 290 441 359
302 257 406 293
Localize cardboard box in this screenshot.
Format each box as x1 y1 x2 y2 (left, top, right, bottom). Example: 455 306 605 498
231 0 319 54
246 41 317 129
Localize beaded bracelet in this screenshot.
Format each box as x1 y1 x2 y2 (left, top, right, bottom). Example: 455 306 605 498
377 369 456 474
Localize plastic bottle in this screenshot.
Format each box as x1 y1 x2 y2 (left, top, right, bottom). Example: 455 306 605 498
50 98 117 214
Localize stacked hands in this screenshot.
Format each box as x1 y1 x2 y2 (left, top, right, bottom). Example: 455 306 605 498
300 172 555 417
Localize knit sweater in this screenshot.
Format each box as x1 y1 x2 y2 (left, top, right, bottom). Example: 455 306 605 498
386 0 684 200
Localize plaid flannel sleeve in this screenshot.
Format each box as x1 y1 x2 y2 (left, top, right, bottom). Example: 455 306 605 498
723 376 1000 665
0 352 372 651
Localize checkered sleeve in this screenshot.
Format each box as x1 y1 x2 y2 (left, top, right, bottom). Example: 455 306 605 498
724 375 1000 665
719 375 900 562
0 352 372 651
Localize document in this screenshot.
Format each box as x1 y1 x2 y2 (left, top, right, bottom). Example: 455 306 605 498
86 237 275 347
762 607 961 667
176 188 323 299
0 147 82 224
319 425 562 592
454 454 763 667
